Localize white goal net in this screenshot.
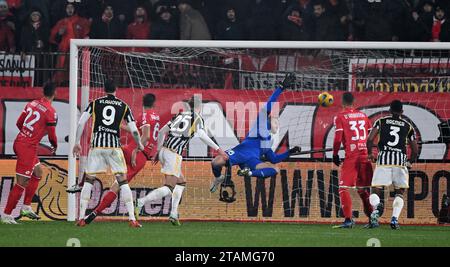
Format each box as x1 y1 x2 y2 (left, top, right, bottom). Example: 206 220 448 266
68 40 450 225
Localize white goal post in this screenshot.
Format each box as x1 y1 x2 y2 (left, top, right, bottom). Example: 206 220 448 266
68 40 450 222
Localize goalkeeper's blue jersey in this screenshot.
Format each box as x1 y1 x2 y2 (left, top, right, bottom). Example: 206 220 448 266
227 87 285 167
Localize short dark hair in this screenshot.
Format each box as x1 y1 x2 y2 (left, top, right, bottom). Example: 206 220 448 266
188 94 202 110
342 92 354 105
104 79 116 93
143 93 156 108
390 100 403 114
43 82 56 97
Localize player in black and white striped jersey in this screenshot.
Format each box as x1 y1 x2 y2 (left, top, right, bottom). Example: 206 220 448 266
366 100 418 229
135 94 228 226
72 79 144 228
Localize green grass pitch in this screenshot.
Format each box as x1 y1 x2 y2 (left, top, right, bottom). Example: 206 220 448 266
0 221 449 247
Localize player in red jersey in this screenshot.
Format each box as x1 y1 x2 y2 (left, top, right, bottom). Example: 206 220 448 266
1 83 58 224
332 92 373 229
82 93 160 224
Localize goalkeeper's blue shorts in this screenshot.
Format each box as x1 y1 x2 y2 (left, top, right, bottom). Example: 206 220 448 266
226 145 261 171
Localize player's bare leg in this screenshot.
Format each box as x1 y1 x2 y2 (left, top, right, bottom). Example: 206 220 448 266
135 175 175 220
20 164 42 220
332 186 355 229
1 174 30 224
367 187 383 228
210 155 227 192
237 162 279 178
169 174 186 226
77 174 96 226
84 180 120 225
391 188 405 230
113 173 141 228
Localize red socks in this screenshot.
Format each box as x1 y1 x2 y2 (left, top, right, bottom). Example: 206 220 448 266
24 175 40 206
339 188 352 220
357 189 373 217
4 184 25 215
95 191 118 214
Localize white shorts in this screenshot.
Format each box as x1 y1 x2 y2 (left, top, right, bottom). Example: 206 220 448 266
159 147 182 178
86 148 126 175
372 165 409 189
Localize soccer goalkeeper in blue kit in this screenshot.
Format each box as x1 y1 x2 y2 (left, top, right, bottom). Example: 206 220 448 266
210 73 300 192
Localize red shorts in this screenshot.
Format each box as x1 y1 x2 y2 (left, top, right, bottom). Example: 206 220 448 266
13 140 39 178
339 156 373 188
122 145 147 182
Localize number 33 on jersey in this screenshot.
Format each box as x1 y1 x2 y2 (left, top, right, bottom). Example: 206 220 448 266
334 109 372 157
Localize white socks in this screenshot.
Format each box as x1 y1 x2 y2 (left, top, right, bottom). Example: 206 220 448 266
370 193 404 219
79 182 93 220
369 193 380 211
120 183 136 221
170 184 185 218
138 185 172 207
392 196 404 218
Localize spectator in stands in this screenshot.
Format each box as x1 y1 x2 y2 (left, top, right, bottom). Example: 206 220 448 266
150 5 179 39
352 0 396 41
17 0 50 27
215 7 245 40
19 8 49 53
430 5 449 41
324 0 350 40
86 0 137 24
279 6 311 41
90 5 125 39
126 6 151 52
178 0 211 40
287 0 315 29
50 0 88 27
246 0 277 40
310 1 340 41
412 0 435 41
0 0 15 52
50 2 90 85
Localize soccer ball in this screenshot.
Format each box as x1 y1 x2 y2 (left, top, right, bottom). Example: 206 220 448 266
318 92 334 107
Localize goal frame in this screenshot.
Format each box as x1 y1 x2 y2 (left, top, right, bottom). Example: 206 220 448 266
68 40 450 221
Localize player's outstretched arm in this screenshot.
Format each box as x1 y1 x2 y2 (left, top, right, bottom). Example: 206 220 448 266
264 73 296 115
264 146 301 164
196 129 228 159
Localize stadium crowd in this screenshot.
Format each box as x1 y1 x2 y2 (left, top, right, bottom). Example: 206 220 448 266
1 0 450 55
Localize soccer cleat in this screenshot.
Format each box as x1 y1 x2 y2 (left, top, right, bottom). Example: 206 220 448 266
66 184 83 194
332 219 355 229
363 221 379 229
84 211 97 224
1 214 18 224
76 219 86 227
129 220 142 228
390 216 400 230
369 202 383 228
169 215 181 226
210 175 225 193
20 208 41 220
237 168 252 177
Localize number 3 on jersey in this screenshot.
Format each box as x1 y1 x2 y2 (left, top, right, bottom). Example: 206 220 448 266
23 107 41 131
387 126 400 146
349 120 367 141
